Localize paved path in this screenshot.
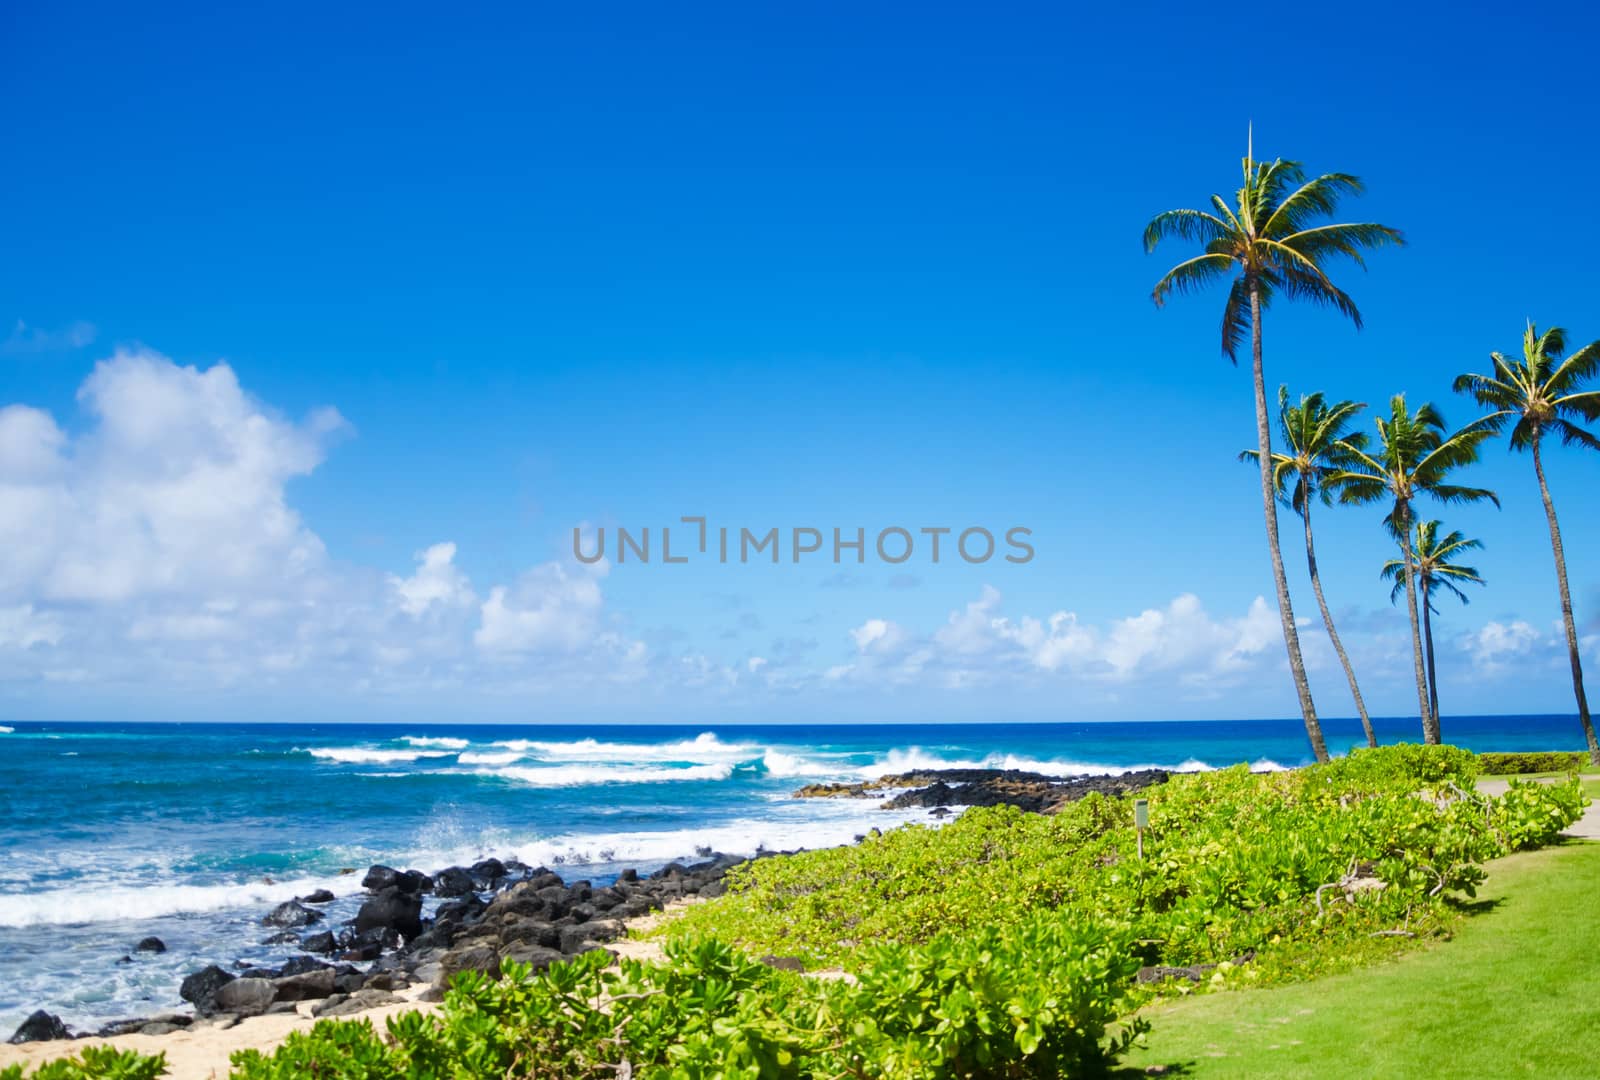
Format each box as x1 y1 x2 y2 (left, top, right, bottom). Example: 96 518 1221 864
1477 777 1600 840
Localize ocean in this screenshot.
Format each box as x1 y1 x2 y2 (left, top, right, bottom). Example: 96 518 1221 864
0 714 1582 1033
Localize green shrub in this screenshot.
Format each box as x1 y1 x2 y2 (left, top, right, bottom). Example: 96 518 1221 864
1491 777 1588 850
1317 742 1481 787
0 1047 165 1080
230 928 1143 1079
1476 751 1588 775
663 746 1579 972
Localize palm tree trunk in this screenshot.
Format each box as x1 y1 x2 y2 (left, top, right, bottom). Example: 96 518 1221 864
1532 435 1599 765
1302 500 1376 747
1422 589 1441 735
1397 504 1437 743
1249 280 1327 763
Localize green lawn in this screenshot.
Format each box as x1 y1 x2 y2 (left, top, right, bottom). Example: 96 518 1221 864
1120 840 1600 1079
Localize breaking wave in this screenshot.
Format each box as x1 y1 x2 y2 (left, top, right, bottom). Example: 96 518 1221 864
0 875 348 929
401 736 469 749
304 747 455 764
491 731 757 763
476 762 736 787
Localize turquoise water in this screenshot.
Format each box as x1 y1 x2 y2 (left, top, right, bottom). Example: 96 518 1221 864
0 715 1583 1031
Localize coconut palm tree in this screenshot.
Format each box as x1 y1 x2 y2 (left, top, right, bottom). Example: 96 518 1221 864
1242 388 1377 747
1331 395 1497 743
1381 521 1486 727
1454 323 1600 765
1144 142 1402 763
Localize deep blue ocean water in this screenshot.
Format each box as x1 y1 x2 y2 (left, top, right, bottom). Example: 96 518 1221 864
0 714 1583 1032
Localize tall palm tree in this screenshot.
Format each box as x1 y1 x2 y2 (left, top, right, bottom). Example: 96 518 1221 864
1144 143 1402 763
1381 521 1485 727
1243 388 1377 747
1454 323 1600 765
1331 395 1498 743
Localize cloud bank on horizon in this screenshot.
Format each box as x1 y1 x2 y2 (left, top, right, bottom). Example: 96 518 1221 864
0 349 1591 718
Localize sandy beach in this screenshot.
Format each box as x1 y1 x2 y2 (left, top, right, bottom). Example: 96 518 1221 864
0 903 686 1080
1 988 436 1080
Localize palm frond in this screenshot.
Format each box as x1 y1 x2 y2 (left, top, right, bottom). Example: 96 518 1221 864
1554 390 1600 422
1550 418 1600 451
1548 338 1600 395
1265 242 1364 327
1220 275 1250 360
1259 171 1362 235
1278 222 1404 266
1451 370 1522 413
1425 482 1499 508
1143 209 1234 253
1151 253 1236 307
1533 324 1569 363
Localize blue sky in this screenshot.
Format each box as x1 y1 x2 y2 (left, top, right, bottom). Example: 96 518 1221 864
2 1 1598 724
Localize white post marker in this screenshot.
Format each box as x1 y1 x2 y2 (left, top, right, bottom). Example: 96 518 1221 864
1134 798 1149 860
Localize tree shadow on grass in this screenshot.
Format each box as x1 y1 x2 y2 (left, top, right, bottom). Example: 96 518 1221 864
1109 1062 1197 1077
1446 895 1504 917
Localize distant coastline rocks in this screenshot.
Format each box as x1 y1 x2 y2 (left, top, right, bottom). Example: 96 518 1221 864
793 767 1172 814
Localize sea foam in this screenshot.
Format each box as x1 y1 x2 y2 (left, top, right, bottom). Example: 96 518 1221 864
304 746 455 764
390 800 952 874
856 746 1228 779
458 750 524 766
477 762 736 787
492 731 758 763
401 735 470 749
0 874 350 929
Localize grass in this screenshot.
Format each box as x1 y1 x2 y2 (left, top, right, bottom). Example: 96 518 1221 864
1120 840 1600 1078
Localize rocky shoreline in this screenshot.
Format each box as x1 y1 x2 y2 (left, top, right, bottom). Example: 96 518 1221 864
7 766 1173 1049
7 854 745 1047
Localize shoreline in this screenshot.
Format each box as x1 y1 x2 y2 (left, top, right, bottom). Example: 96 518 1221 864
0 898 711 1080
1 766 1172 1076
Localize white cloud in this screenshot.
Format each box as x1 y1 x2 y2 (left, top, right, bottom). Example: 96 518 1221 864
0 405 67 478
0 349 345 604
390 542 476 616
850 617 906 653
993 610 1098 672
0 605 64 649
475 564 606 654
0 348 646 696
834 589 1284 696
1462 620 1543 673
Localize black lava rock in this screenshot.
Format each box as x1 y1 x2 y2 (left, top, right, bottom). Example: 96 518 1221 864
302 930 338 954
135 936 167 954
355 888 422 942
432 866 476 898
469 858 507 888
179 964 236 1015
263 900 322 928
9 1010 70 1044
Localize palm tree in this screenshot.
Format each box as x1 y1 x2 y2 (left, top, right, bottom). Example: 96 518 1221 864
1331 395 1498 743
1145 141 1403 763
1454 323 1600 765
1381 521 1485 727
1243 388 1377 747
